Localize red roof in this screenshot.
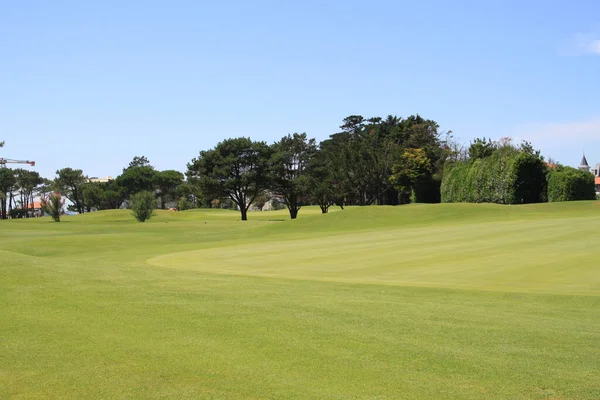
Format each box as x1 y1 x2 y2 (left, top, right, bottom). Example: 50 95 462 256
595 177 600 185
25 201 42 209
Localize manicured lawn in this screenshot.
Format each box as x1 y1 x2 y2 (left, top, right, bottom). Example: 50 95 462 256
2 203 599 399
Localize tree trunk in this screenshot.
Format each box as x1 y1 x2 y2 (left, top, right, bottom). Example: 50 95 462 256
287 194 300 219
9 192 14 217
240 206 248 221
319 204 329 214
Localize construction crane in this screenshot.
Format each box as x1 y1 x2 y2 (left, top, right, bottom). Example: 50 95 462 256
0 158 36 168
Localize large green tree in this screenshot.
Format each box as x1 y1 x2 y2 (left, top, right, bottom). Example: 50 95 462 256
55 168 87 214
187 137 272 221
270 133 317 219
320 114 450 205
306 148 340 213
154 170 184 209
0 168 16 219
389 148 432 201
116 165 157 199
321 116 401 205
14 169 43 217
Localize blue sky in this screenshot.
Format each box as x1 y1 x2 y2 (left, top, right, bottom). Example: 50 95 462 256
2 0 600 179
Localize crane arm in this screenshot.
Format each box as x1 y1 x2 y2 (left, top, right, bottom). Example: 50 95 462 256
0 158 36 166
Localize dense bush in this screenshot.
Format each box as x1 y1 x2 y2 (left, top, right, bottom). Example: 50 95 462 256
130 191 156 222
547 166 596 202
441 146 547 204
41 193 65 222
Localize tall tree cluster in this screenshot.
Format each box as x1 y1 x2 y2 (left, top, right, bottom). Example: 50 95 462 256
186 114 454 220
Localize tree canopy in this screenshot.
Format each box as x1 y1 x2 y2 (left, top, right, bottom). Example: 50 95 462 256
187 137 272 221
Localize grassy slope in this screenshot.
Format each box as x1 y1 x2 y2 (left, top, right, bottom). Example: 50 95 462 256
1 203 599 399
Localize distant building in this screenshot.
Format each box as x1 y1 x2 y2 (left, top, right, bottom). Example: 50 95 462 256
24 202 44 217
592 164 600 195
88 176 113 183
578 154 600 195
578 154 590 172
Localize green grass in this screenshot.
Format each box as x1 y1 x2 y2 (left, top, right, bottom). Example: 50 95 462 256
2 203 600 399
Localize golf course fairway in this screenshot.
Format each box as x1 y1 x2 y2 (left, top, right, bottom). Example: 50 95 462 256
2 202 599 399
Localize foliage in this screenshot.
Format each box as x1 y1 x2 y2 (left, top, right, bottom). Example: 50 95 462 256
547 165 596 202
187 137 273 221
177 180 206 209
154 170 184 209
81 182 105 212
269 198 286 210
306 149 337 213
176 197 192 211
441 140 547 204
468 137 496 159
129 191 156 222
13 169 43 216
251 190 271 211
126 156 152 170
55 168 87 213
0 168 16 219
270 133 317 219
319 114 448 206
389 148 431 202
41 192 65 222
116 165 157 199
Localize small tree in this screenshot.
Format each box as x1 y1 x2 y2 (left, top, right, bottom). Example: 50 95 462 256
41 193 65 222
130 191 156 222
389 148 432 203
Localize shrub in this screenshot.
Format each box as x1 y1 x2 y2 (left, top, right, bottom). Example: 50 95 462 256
441 146 547 204
177 197 192 211
130 191 156 222
547 166 596 202
270 198 286 210
41 193 65 222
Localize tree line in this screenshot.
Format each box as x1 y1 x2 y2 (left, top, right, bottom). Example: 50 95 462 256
1 114 595 222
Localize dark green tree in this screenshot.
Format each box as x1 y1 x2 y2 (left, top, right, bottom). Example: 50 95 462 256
55 168 87 214
177 179 206 209
187 137 272 221
116 165 157 199
389 148 432 202
0 168 16 219
271 133 317 219
468 137 496 159
126 156 152 170
130 191 156 222
154 170 184 209
14 169 43 217
81 182 106 212
306 148 338 213
321 117 401 205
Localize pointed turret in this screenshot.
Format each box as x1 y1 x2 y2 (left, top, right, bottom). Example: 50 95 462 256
579 153 590 172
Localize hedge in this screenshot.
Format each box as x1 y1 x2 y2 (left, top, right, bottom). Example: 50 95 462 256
547 166 596 202
441 147 547 204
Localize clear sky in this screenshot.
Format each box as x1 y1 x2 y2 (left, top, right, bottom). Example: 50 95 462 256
2 0 600 179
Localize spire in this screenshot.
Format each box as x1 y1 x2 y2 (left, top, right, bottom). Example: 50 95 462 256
579 153 590 172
